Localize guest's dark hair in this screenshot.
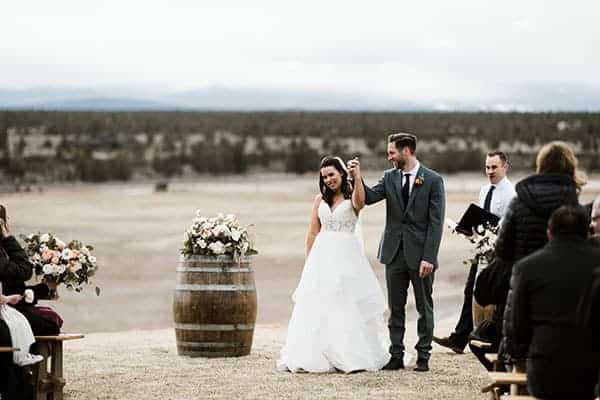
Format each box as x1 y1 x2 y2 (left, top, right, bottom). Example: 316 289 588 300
486 150 509 165
388 133 417 154
548 205 590 239
319 156 353 206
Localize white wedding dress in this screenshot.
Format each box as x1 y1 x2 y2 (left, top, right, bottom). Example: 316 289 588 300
277 199 389 373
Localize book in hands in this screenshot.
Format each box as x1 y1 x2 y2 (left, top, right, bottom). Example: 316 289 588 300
454 203 500 236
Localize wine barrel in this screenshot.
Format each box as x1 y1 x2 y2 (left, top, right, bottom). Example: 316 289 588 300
173 254 257 357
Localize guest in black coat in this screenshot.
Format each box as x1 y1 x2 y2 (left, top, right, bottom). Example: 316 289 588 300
0 213 34 400
471 141 585 370
504 205 600 400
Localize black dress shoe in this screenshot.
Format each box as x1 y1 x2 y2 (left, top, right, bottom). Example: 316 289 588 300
382 357 405 370
413 359 429 372
432 335 464 354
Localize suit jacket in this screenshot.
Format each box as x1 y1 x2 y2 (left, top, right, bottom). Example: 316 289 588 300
363 164 445 269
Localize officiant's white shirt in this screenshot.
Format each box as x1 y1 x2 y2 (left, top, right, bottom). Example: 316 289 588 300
479 176 516 218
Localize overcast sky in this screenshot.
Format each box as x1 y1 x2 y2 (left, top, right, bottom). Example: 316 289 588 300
2 0 600 104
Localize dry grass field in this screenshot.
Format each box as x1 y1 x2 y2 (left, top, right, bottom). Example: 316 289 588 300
2 172 598 399
3 172 598 333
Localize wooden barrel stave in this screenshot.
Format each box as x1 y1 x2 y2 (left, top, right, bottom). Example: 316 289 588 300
173 255 257 357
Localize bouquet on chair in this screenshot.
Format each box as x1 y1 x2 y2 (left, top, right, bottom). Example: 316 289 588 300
20 233 100 295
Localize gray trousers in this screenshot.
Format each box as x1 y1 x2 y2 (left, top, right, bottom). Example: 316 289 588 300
386 248 435 361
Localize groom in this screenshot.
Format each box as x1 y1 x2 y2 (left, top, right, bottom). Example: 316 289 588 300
350 133 445 372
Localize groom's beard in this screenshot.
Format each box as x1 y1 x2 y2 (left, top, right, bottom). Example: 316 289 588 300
393 159 405 169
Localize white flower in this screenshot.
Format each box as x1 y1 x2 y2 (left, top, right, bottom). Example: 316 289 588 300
241 242 249 253
43 264 54 274
61 249 72 259
40 233 50 243
208 241 226 255
27 234 34 240
197 239 207 249
24 289 34 304
231 229 241 241
88 256 97 264
213 224 231 238
201 229 212 239
56 265 66 274
32 253 41 261
40 245 48 252
81 247 91 256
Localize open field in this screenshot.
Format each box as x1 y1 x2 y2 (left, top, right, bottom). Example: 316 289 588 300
3 172 598 399
3 172 599 333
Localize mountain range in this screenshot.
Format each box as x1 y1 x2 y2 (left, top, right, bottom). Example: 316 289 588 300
1 84 599 112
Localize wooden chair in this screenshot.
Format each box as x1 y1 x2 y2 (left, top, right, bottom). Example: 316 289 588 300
31 334 84 400
482 371 527 400
470 339 492 349
0 347 18 353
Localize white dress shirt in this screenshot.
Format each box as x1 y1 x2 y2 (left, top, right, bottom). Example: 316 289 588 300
401 160 421 195
479 176 516 218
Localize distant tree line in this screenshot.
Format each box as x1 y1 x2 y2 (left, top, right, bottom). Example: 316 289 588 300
0 111 599 182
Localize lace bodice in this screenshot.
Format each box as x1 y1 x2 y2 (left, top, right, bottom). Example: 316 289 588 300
318 199 357 233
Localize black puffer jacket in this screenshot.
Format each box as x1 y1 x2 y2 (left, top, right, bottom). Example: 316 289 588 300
473 174 578 349
498 173 579 358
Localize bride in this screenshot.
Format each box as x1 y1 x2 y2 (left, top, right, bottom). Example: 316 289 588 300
277 156 389 373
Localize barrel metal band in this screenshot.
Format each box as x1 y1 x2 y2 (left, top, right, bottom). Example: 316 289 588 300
176 341 247 348
175 323 255 331
175 284 255 291
176 267 252 273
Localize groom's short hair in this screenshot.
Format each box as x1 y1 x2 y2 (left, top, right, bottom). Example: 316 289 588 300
389 133 417 154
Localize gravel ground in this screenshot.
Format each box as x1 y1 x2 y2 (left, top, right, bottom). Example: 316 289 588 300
63 322 490 400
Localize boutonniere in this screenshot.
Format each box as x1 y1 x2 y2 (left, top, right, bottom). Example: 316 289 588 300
415 175 425 186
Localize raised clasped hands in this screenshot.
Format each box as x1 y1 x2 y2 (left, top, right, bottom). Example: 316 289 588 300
419 260 434 278
346 157 361 179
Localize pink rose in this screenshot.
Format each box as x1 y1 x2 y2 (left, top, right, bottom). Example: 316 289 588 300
71 250 80 259
55 239 66 250
51 256 59 264
42 250 54 261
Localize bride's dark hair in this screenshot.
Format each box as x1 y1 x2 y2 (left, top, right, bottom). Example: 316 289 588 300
319 156 353 206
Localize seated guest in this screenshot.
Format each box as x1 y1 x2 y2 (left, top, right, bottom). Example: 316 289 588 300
471 141 584 370
0 207 34 400
0 207 61 336
504 205 600 400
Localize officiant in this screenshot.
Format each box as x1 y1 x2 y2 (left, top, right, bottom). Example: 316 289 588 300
433 151 516 353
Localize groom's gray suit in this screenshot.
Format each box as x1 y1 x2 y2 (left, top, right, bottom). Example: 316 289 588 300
364 163 445 361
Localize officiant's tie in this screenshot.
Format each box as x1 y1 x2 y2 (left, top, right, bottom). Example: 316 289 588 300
402 173 411 205
483 185 495 212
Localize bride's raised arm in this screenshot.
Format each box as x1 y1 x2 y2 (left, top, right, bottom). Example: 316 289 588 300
348 158 365 214
305 194 322 257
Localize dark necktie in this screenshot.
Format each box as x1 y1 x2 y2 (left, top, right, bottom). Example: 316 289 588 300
483 185 495 212
402 173 410 205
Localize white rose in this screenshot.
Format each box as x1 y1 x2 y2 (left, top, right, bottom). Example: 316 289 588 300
208 241 225 255
40 234 51 243
88 256 97 264
61 249 72 259
55 265 66 274
81 247 91 256
43 264 54 274
231 229 241 241
197 239 207 249
24 289 34 304
221 225 231 237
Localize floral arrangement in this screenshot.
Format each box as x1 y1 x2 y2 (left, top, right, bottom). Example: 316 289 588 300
463 223 499 266
181 212 257 259
20 233 100 295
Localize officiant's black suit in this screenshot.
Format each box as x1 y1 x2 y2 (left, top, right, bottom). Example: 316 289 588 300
364 165 445 362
